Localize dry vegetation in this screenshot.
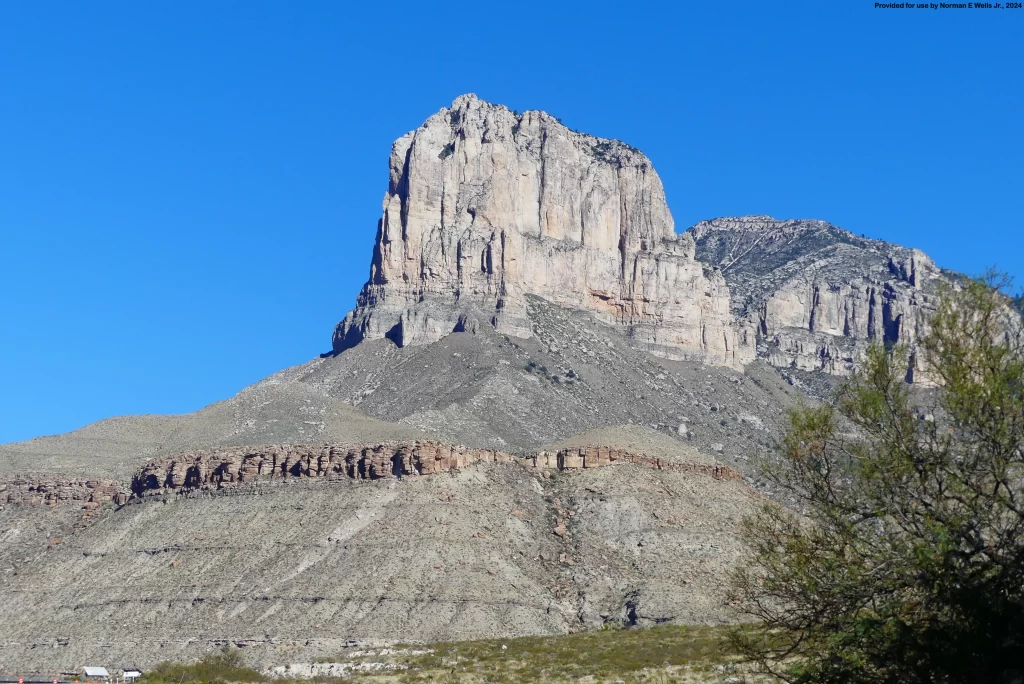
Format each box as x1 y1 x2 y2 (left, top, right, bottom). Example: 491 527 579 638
383 625 765 682
143 626 775 684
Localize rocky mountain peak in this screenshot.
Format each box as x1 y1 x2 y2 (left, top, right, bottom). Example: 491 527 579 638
450 92 479 107
334 95 754 368
330 95 954 380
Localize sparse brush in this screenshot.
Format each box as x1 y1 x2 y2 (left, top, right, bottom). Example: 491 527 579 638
143 647 264 683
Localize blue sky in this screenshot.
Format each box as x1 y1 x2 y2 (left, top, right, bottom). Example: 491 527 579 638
1 1 1021 443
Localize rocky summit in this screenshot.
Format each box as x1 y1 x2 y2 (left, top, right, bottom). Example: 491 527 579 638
333 94 755 369
0 95 959 673
334 94 952 379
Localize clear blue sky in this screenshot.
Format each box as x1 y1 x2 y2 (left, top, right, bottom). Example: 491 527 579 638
1 1 1021 444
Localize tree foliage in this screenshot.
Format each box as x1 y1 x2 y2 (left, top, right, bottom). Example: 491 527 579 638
729 275 1024 683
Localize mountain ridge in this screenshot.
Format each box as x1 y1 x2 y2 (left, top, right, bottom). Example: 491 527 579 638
687 214 947 376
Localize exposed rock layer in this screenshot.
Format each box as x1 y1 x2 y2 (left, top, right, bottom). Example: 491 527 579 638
1 475 126 506
2 440 739 510
131 442 515 494
334 94 754 368
130 441 740 498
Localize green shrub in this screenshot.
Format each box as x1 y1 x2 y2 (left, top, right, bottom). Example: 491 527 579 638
731 274 1024 683
143 647 264 683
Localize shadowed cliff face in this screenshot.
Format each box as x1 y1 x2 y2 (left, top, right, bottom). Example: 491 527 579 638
1 475 126 506
334 94 755 369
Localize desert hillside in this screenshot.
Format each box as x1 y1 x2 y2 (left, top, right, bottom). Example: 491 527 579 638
0 95 957 674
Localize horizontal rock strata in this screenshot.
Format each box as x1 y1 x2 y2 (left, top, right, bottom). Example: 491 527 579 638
0 474 127 506
131 442 515 495
3 442 741 508
131 441 740 497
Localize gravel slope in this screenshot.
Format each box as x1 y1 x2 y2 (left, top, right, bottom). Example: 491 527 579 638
0 461 756 671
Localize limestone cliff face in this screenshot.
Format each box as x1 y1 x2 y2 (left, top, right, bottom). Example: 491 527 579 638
689 216 946 377
334 94 754 369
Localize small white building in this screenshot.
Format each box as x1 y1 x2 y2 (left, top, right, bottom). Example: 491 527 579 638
82 667 109 680
123 671 142 682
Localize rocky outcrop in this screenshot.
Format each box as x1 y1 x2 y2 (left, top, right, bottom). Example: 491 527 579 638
130 441 741 497
689 216 948 377
529 446 740 480
333 94 754 369
0 475 127 507
131 442 515 495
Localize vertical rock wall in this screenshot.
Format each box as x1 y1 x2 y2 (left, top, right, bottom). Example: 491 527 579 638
689 216 945 377
334 95 754 369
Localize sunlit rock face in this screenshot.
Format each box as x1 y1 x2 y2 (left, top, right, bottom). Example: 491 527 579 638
689 215 945 378
333 94 755 369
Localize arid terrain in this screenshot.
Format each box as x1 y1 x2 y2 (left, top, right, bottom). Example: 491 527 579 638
0 94 956 675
